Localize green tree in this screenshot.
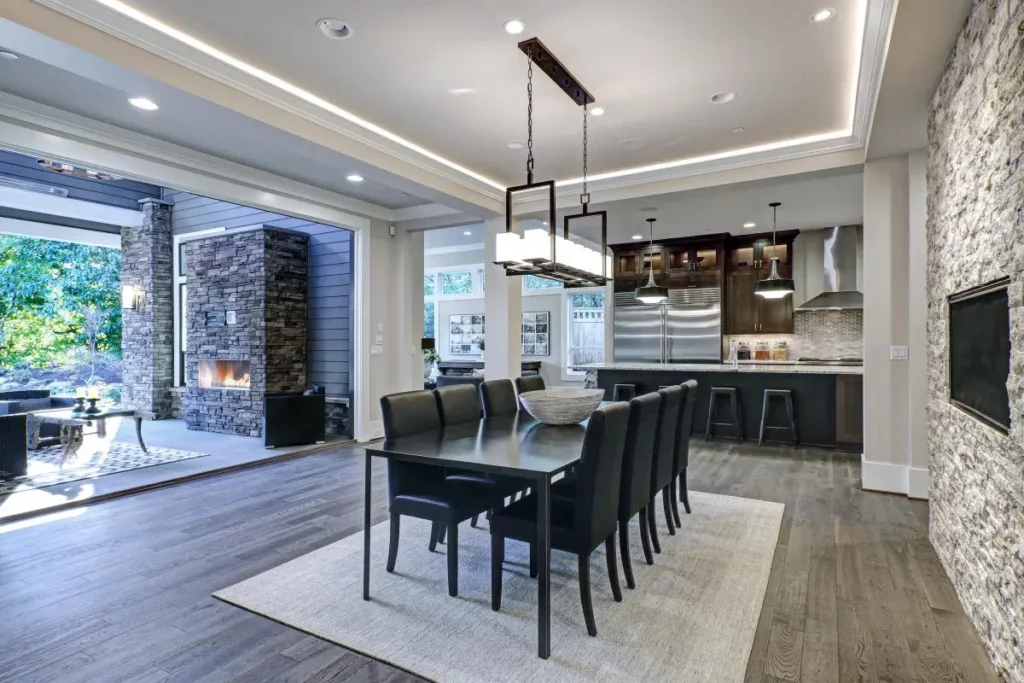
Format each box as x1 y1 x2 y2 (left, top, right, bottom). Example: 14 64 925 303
0 237 52 361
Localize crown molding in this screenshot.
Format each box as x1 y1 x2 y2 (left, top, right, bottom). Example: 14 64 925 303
19 0 894 203
0 93 376 230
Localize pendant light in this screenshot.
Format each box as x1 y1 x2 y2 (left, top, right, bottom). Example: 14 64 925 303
754 201 795 299
635 218 668 304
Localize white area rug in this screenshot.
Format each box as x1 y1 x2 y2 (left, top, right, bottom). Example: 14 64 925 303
216 491 783 683
0 441 209 495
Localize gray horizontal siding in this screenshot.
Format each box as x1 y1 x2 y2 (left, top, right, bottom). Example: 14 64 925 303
168 189 353 397
0 150 161 210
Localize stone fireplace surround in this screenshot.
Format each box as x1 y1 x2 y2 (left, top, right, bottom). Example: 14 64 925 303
183 227 308 437
927 1 1024 679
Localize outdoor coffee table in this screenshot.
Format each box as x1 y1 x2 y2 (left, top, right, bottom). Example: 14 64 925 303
27 407 146 466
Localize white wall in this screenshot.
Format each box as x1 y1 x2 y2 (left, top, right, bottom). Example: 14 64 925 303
861 153 928 497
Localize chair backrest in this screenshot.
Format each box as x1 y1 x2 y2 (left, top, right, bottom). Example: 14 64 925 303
572 401 630 550
514 375 545 396
618 392 662 520
651 385 683 493
674 380 698 473
480 379 518 418
379 390 441 439
434 384 483 426
435 375 484 389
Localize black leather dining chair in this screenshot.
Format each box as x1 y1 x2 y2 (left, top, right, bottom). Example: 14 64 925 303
648 385 683 553
489 401 630 637
480 379 519 418
380 390 501 597
670 380 698 526
435 384 525 530
514 375 545 409
550 392 661 589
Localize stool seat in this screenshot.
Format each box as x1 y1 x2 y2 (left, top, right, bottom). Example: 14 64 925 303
704 386 742 442
758 389 798 447
612 384 636 402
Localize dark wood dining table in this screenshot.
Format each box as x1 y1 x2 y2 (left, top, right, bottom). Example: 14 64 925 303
363 411 596 659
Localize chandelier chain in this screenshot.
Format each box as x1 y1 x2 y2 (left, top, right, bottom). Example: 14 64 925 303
526 49 534 179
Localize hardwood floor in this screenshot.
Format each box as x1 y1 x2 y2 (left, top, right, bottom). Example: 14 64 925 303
0 441 998 683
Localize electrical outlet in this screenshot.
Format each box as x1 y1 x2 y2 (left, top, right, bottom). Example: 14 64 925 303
375 334 383 344
370 344 383 356
889 345 909 361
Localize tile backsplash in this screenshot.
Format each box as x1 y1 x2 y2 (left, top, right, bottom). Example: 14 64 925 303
725 309 863 359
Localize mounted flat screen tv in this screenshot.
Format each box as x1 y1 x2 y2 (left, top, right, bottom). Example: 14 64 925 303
948 278 1011 434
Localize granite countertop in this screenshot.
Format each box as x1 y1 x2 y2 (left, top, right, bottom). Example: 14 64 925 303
575 361 863 376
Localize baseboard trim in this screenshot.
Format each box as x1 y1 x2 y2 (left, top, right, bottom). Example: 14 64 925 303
908 467 930 500
860 456 930 499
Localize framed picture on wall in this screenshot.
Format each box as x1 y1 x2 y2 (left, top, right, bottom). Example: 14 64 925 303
450 314 485 355
522 311 550 356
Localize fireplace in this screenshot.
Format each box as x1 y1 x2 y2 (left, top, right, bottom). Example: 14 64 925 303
198 359 251 390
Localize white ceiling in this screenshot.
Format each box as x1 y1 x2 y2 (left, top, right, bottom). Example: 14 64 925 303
867 0 971 159
0 26 430 210
111 0 867 185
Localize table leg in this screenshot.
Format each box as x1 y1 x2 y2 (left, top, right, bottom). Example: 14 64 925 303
28 416 41 450
134 417 147 453
363 451 372 601
97 419 107 438
536 475 551 659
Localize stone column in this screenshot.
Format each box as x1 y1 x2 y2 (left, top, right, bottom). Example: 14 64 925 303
121 198 174 419
483 216 522 380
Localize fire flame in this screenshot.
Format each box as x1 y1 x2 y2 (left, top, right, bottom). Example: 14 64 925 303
198 360 251 389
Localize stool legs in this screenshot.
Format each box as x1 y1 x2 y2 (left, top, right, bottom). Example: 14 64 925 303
758 390 799 447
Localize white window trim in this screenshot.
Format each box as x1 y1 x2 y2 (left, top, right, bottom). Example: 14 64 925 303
561 286 607 382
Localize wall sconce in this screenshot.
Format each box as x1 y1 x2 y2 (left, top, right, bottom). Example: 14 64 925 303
121 284 145 312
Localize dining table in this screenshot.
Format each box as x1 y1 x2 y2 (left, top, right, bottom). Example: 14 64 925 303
363 409 600 660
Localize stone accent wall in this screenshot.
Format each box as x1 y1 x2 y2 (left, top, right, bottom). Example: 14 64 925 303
120 199 174 419
725 309 863 359
184 228 308 436
168 388 183 419
927 2 1024 679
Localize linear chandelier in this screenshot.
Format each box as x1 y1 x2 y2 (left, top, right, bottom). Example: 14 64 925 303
493 38 611 288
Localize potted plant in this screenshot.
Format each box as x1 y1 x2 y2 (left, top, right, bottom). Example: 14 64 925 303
423 347 441 379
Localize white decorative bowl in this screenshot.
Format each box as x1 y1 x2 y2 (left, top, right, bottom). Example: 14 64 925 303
519 388 605 425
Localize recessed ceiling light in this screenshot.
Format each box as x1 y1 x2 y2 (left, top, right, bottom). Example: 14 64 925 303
541 221 549 226
503 19 525 35
128 97 159 111
317 18 352 39
631 234 644 240
811 8 836 23
346 174 364 183
463 230 473 236
639 207 658 213
743 222 757 229
591 107 605 116
711 92 736 104
0 50 19 61
448 87 475 95
507 141 523 149
732 127 746 134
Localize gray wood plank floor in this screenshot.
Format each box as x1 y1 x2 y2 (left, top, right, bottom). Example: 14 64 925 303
0 441 998 683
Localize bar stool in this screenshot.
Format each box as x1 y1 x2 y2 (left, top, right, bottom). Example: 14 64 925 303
758 389 798 447
704 387 742 442
613 384 637 402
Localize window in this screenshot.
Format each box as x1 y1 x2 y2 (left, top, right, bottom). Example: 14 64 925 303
565 291 605 376
524 274 563 292
424 301 435 339
440 271 474 295
423 273 436 297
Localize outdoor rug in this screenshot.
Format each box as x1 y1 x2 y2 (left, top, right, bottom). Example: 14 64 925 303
215 491 784 683
0 440 210 495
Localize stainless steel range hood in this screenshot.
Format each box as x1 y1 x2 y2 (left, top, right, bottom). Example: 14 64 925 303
796 225 863 311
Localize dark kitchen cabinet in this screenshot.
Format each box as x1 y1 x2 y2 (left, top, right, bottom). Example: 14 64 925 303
727 269 760 334
756 263 795 334
836 374 864 448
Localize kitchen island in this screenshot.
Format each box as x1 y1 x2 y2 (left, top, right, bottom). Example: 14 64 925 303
577 362 863 451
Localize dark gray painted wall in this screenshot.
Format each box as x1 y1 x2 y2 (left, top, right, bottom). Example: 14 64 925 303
0 150 161 209
166 189 353 397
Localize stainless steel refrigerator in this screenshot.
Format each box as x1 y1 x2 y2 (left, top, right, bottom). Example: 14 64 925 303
612 288 722 363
